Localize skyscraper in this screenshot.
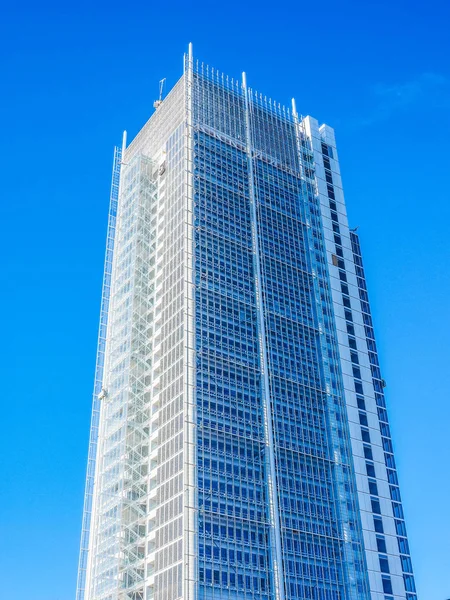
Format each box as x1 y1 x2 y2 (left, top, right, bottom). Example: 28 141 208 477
77 45 417 600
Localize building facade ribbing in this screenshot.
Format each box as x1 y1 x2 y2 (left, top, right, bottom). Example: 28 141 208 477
76 45 417 600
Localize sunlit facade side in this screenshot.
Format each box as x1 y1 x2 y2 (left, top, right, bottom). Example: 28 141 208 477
76 45 416 600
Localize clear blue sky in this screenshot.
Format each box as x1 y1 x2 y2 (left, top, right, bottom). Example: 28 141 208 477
1 1 449 598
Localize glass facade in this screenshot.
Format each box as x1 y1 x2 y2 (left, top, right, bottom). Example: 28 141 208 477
349 232 416 600
77 47 416 600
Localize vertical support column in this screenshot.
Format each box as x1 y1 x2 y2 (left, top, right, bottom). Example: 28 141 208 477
242 72 285 600
77 141 123 600
184 42 197 600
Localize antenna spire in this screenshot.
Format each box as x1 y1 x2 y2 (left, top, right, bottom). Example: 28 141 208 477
153 78 166 109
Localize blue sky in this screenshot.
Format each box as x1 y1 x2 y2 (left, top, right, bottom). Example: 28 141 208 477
1 1 449 598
